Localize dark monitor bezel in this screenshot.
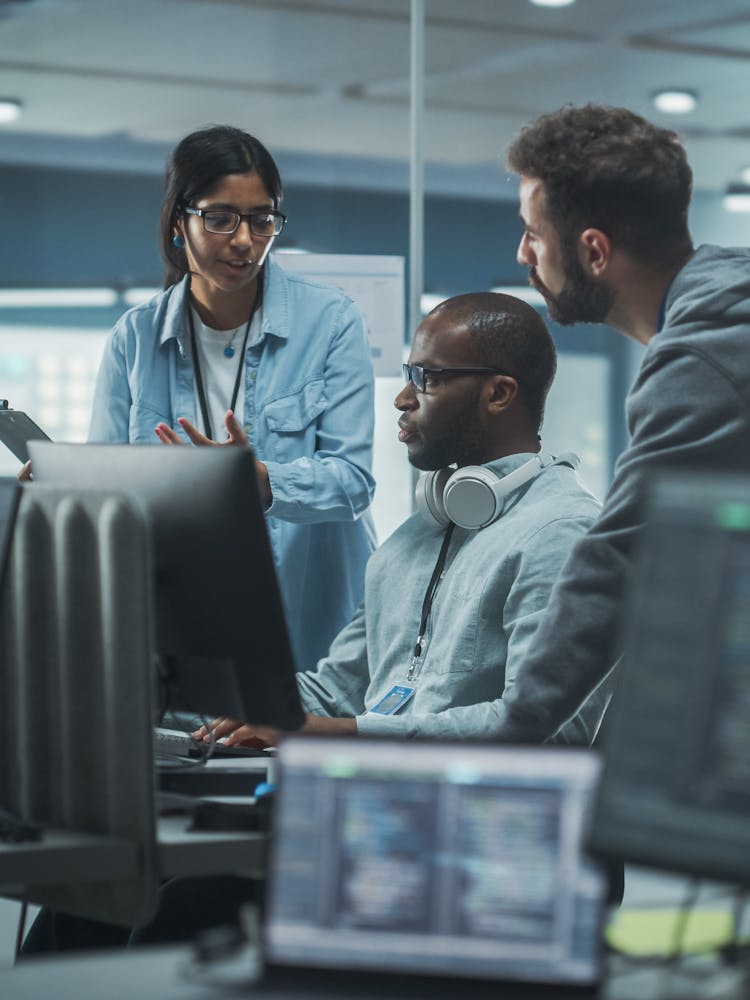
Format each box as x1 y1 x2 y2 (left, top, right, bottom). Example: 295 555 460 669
589 469 750 886
0 476 22 595
29 441 304 731
266 735 606 990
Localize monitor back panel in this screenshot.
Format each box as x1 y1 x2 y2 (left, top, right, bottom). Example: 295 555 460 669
28 442 303 729
590 470 750 884
0 477 21 592
266 737 605 991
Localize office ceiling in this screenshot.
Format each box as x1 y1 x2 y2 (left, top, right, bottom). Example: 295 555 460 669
1 0 750 196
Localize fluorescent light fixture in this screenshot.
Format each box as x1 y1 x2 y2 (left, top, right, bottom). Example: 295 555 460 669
490 285 546 307
529 0 575 6
0 288 118 308
420 293 448 314
722 187 750 214
122 287 159 306
421 286 546 317
0 98 21 125
652 89 697 115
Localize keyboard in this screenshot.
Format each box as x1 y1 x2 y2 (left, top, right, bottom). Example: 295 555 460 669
153 726 269 759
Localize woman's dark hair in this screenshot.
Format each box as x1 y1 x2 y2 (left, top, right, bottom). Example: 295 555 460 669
160 125 283 287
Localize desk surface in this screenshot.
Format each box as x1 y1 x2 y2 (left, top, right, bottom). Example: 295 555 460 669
0 828 138 894
3 944 748 1000
0 757 272 894
157 814 267 878
1 946 592 1000
0 816 268 894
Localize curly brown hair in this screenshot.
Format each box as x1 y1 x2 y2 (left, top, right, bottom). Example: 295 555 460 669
507 104 692 268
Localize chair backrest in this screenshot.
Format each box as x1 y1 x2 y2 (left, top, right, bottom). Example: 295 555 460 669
0 484 159 927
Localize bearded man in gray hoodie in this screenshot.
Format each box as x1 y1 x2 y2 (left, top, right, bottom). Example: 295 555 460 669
496 102 750 743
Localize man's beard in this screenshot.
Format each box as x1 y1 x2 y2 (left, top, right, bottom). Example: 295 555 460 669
530 249 614 326
408 389 485 471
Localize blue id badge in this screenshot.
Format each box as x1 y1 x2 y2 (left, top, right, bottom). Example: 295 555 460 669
367 685 416 716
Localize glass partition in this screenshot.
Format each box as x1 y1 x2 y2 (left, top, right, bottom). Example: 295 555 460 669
2 0 749 531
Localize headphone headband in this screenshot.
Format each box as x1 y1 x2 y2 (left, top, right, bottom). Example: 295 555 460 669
416 452 577 530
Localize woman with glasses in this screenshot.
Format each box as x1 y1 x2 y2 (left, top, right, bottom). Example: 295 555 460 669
89 125 376 671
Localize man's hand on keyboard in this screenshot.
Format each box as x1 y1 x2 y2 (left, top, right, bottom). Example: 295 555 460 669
193 717 280 750
194 713 358 748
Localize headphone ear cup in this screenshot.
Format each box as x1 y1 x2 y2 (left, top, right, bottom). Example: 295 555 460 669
443 455 546 530
442 466 501 530
415 468 453 527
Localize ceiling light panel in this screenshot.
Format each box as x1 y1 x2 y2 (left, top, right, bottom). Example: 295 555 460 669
652 89 697 114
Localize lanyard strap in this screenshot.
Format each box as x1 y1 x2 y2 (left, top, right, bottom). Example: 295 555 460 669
187 278 262 441
407 521 456 682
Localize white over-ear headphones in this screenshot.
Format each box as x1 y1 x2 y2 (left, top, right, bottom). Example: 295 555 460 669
415 453 579 530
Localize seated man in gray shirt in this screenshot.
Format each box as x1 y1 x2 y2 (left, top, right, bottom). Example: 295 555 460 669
206 291 607 747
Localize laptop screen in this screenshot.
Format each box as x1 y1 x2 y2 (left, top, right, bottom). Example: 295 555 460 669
265 737 605 988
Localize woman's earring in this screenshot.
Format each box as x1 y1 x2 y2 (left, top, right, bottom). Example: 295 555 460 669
172 234 185 249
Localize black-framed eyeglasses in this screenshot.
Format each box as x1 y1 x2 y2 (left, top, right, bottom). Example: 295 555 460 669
402 363 513 393
183 206 287 237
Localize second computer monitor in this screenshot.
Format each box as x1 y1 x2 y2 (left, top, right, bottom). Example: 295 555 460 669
29 441 304 731
589 469 750 885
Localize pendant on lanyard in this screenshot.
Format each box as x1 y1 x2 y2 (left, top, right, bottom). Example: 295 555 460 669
187 278 262 440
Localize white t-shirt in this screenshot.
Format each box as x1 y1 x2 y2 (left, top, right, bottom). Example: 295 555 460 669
190 306 262 440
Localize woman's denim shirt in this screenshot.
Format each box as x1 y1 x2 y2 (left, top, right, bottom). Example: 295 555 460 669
89 256 377 669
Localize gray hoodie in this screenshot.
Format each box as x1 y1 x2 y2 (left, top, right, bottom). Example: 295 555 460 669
498 243 750 742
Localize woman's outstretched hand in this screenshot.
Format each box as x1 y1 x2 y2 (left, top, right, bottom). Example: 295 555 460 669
154 410 271 507
155 409 248 447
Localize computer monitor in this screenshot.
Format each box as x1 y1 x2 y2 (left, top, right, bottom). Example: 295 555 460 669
589 469 750 885
266 736 606 991
0 477 21 594
29 442 304 731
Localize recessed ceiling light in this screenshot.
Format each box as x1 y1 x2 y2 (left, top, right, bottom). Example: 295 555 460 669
530 0 575 6
0 99 22 125
722 186 750 214
652 89 697 115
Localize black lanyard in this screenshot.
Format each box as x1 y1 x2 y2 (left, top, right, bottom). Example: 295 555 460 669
187 279 262 441
407 521 456 682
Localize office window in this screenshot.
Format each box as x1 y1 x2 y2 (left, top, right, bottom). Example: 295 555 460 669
0 326 106 476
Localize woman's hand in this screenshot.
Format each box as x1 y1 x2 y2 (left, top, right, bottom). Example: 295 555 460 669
155 410 271 506
155 409 247 448
17 461 32 482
